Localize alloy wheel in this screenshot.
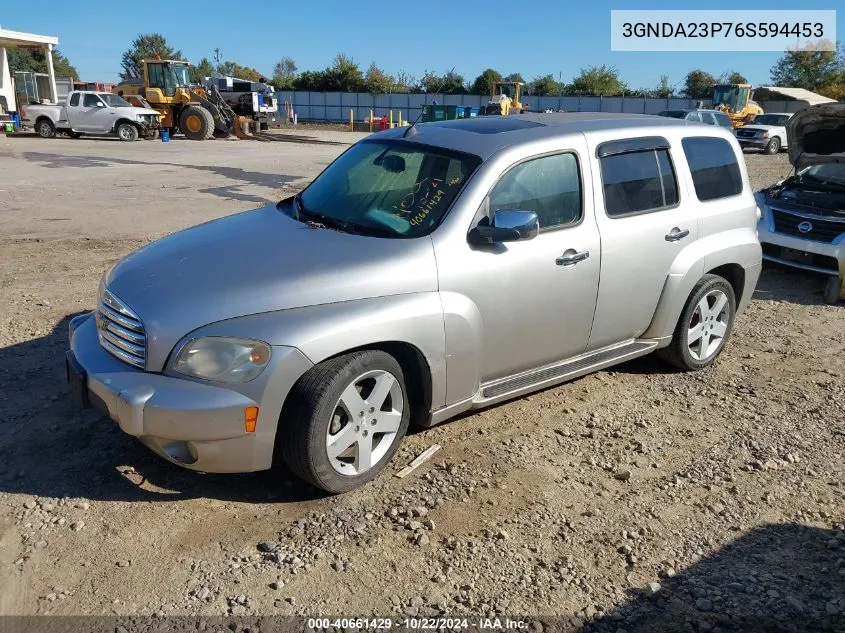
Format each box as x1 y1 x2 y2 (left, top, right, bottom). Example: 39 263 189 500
687 289 731 361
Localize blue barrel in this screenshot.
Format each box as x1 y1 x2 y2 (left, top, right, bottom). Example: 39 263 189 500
11 113 21 128
160 129 170 143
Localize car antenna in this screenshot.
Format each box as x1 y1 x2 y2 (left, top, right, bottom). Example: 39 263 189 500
403 67 455 138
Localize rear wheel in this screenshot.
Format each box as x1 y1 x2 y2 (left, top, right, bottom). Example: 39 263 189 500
116 122 138 142
657 274 736 371
279 350 410 493
36 118 56 139
764 136 781 154
179 106 214 140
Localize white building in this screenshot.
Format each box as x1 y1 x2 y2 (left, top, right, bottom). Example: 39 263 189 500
0 27 60 115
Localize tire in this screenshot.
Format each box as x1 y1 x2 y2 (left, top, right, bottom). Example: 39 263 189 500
116 122 138 142
824 276 842 305
280 350 410 493
763 136 781 155
36 118 56 139
179 106 214 140
657 274 737 371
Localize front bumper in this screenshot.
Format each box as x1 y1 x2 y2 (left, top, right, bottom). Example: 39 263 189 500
738 137 770 149
68 313 311 473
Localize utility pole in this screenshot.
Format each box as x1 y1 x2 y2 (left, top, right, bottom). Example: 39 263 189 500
213 48 223 73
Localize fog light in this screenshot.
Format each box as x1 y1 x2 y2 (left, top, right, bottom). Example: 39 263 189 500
245 406 259 433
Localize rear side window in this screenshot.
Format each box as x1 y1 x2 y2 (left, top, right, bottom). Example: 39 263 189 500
600 149 679 217
69 93 80 107
682 137 743 201
715 113 732 128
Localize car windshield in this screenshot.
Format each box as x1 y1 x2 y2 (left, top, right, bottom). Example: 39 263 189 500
657 111 687 119
171 64 191 86
99 94 132 107
290 140 481 238
800 164 845 187
754 114 791 126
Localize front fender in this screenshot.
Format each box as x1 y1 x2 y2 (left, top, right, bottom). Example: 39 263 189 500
185 293 448 410
643 228 761 341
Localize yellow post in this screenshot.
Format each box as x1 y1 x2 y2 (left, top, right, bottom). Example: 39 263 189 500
369 109 374 133
398 111 403 126
350 109 354 132
389 110 394 129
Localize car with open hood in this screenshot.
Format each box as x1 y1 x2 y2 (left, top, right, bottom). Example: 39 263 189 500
756 103 845 304
66 113 762 492
734 112 794 155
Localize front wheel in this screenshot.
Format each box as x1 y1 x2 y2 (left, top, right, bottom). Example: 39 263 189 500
116 122 138 142
279 350 410 493
657 274 737 370
764 136 781 154
824 276 842 305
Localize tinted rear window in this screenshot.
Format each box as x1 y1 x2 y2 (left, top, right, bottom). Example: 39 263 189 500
681 137 743 201
69 93 80 107
600 149 679 217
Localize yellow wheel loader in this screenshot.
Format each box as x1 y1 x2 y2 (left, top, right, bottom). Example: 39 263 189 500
480 81 527 116
114 59 240 140
712 84 764 128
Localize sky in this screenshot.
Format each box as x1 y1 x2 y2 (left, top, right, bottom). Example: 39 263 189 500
1 1 841 90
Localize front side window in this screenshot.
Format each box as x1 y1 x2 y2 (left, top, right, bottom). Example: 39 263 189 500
295 140 480 238
82 94 102 108
681 137 743 201
147 63 176 96
487 153 582 229
600 149 679 217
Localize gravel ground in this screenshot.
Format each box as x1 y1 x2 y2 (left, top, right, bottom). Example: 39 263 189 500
0 135 842 633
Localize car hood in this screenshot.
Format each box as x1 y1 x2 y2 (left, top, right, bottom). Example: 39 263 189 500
104 204 438 369
124 106 160 117
787 103 845 169
739 124 782 132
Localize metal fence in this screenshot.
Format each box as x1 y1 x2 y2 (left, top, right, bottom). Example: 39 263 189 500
273 91 714 122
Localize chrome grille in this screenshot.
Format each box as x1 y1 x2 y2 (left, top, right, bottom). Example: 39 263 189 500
736 129 757 139
97 289 146 368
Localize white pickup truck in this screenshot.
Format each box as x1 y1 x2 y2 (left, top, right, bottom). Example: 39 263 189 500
20 91 161 141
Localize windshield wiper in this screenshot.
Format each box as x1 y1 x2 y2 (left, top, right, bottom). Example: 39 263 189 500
292 193 367 234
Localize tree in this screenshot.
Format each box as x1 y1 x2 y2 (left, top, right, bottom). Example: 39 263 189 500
527 74 563 96
217 61 265 82
120 33 183 80
682 69 717 99
720 70 748 84
6 47 79 80
417 70 464 94
293 70 327 91
770 40 842 91
364 62 394 94
392 70 416 93
655 74 673 98
570 65 626 95
323 53 363 92
188 57 214 83
272 57 297 89
470 68 503 95
503 72 525 84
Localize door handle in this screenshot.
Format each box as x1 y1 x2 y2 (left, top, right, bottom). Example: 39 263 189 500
556 249 590 266
665 227 690 242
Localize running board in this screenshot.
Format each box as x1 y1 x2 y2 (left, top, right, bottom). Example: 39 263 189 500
477 340 658 404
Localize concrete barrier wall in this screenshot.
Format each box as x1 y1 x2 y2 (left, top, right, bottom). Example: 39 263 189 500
274 91 713 122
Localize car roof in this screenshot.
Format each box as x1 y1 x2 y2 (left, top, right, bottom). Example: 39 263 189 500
376 112 705 160
756 112 793 117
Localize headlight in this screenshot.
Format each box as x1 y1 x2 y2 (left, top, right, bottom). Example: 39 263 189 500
173 337 271 383
761 131 770 138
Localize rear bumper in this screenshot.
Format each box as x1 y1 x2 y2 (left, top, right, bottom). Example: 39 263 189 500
68 313 312 473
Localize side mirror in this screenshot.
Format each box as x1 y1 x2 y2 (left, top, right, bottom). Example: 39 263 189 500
468 209 539 244
96 101 106 108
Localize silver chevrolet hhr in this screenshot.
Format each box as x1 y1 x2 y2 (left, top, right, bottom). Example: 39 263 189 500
67 113 762 492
